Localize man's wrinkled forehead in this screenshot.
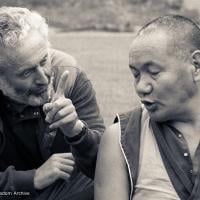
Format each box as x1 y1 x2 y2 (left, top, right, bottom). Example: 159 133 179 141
0 32 49 66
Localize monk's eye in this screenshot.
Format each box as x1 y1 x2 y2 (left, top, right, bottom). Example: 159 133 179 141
130 66 140 79
147 66 161 78
40 58 47 67
133 71 140 79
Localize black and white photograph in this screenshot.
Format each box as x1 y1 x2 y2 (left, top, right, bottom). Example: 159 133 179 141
0 0 199 199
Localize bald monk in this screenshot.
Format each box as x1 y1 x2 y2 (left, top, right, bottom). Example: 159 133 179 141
95 15 200 200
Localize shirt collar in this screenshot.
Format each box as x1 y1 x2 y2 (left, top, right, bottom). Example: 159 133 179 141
2 95 27 114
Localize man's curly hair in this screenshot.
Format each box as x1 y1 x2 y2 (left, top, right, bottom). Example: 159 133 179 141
0 7 48 48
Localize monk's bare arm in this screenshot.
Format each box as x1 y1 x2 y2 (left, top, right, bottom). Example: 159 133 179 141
94 123 129 200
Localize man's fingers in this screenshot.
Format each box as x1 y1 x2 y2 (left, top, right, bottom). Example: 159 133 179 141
49 112 78 130
43 103 53 114
57 170 71 181
43 71 69 114
56 157 75 166
52 105 74 122
58 163 74 174
54 70 69 99
45 98 68 123
51 153 74 160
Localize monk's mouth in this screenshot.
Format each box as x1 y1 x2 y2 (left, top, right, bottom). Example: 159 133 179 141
141 100 157 111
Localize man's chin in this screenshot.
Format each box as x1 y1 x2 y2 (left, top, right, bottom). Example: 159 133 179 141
27 94 49 106
0 78 50 106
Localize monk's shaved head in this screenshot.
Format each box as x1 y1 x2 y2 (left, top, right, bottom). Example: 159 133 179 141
129 15 200 122
133 15 200 61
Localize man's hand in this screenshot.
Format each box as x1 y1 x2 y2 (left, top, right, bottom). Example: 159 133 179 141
43 71 83 137
34 153 75 190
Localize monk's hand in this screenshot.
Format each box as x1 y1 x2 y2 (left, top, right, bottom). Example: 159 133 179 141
43 71 83 137
34 153 75 190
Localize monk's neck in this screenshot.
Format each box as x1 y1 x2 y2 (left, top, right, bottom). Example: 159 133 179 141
172 112 200 135
172 115 200 160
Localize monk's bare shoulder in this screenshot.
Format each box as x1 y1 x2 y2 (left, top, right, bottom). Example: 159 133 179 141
95 122 129 200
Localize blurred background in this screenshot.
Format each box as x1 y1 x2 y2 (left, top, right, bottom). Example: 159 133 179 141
1 0 199 32
0 0 200 125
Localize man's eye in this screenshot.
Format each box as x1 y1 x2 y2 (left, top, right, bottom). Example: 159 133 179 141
23 69 34 77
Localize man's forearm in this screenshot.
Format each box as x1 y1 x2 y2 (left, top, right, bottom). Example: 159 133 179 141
66 127 101 179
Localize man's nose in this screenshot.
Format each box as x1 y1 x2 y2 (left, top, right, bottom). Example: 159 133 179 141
35 67 49 85
135 77 153 97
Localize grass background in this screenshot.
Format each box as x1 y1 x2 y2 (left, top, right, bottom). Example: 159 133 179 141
0 0 200 32
49 30 140 125
1 0 200 125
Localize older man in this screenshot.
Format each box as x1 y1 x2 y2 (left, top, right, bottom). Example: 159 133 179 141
0 6 104 200
95 15 200 200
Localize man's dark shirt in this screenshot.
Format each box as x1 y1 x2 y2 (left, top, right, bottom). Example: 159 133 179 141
0 95 44 171
0 49 105 194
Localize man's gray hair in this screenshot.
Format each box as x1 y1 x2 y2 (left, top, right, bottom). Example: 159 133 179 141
0 6 48 48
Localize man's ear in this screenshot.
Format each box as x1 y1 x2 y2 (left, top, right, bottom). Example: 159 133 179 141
191 50 200 82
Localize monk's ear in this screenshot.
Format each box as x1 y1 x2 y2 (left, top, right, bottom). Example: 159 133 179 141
191 50 200 82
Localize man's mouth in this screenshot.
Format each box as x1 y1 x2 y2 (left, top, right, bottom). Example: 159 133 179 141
34 86 48 95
